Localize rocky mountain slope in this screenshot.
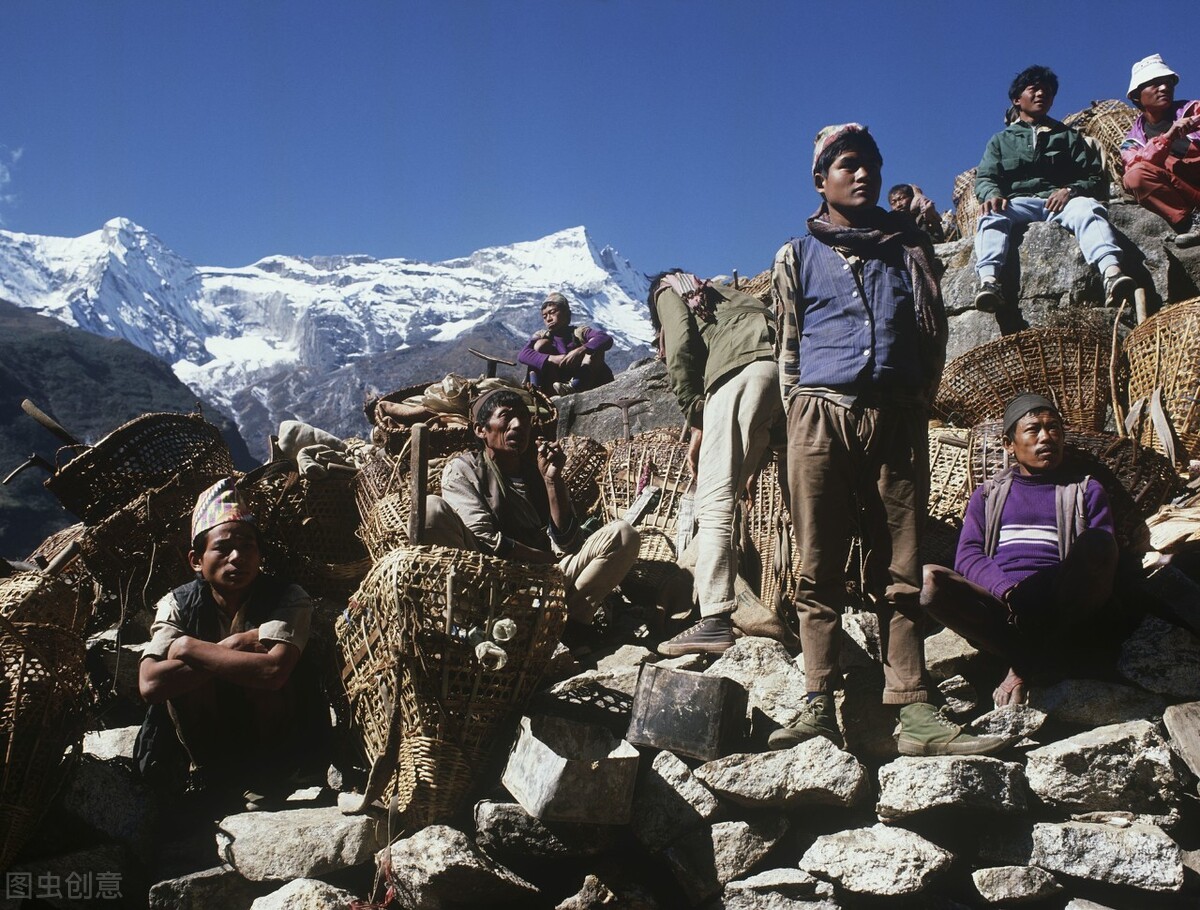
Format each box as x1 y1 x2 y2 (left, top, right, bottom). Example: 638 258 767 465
0 220 656 457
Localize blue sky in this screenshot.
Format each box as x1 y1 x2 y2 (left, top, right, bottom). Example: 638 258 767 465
3 1 1196 280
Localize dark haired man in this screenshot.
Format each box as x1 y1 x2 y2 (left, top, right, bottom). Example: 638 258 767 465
424 388 639 644
648 269 783 656
920 394 1117 707
888 183 945 242
973 64 1135 313
137 477 327 800
770 123 1008 756
518 292 615 395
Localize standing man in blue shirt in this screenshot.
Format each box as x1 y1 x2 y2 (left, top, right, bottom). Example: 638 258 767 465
770 123 1008 756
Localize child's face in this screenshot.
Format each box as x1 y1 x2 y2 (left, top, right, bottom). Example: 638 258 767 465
189 521 261 596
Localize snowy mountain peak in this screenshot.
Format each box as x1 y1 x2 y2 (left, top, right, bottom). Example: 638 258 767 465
0 221 656 450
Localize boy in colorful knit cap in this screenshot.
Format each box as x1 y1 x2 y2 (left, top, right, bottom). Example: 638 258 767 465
136 477 326 802
920 394 1117 707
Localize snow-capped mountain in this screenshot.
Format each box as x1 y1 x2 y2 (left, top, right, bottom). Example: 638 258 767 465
0 218 655 454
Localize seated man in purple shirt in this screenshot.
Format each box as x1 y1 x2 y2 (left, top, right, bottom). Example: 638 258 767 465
518 292 614 395
921 393 1117 707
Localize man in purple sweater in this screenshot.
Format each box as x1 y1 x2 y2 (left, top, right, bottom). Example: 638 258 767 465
921 393 1117 706
518 292 615 395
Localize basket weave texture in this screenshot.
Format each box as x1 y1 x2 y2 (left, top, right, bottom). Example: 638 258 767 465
934 327 1111 432
0 573 89 636
1121 296 1200 461
743 455 796 616
1062 100 1138 191
240 465 370 603
0 617 88 870
966 420 1181 548
44 412 232 525
599 429 691 589
336 546 566 826
952 168 982 241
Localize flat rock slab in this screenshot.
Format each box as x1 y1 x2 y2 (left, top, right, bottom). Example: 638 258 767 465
664 816 788 905
695 737 868 809
629 750 720 853
876 756 1028 821
1118 615 1200 700
800 824 952 896
968 704 1047 740
938 674 979 715
82 725 140 761
148 866 267 910
705 638 807 728
382 824 538 909
1031 821 1183 892
474 799 621 858
972 865 1062 904
250 878 359 909
1162 701 1200 779
554 874 659 910
1025 720 1187 814
217 806 385 882
1029 678 1167 726
924 628 979 680
723 868 839 910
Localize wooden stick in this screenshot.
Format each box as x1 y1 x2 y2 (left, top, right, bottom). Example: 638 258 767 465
408 424 428 544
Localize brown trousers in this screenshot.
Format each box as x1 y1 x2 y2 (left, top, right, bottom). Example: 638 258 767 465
1123 146 1200 227
786 394 929 704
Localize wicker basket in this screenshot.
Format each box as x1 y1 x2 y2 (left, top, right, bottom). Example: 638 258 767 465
1063 100 1138 191
952 167 982 241
928 427 973 523
336 545 567 825
558 435 610 519
935 327 1111 432
966 420 1181 548
600 429 691 589
1121 297 1200 461
743 455 797 616
0 616 88 870
44 412 232 526
76 462 232 613
240 465 371 603
0 572 89 635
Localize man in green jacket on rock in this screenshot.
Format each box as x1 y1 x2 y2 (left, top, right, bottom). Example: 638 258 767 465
973 64 1136 313
650 271 784 656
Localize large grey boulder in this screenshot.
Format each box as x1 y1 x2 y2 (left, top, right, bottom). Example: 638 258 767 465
663 816 788 905
971 865 1062 905
694 737 868 809
1028 678 1167 726
1163 701 1200 778
216 806 385 882
81 725 140 761
799 824 953 896
629 750 720 852
148 866 266 910
704 637 808 728
61 755 159 860
1024 720 1187 814
556 358 679 440
722 868 840 910
875 756 1029 821
1031 821 1183 892
1118 615 1200 699
381 824 538 909
473 799 620 858
250 879 359 909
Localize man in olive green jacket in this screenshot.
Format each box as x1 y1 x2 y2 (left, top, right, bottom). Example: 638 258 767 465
973 64 1135 313
650 271 783 656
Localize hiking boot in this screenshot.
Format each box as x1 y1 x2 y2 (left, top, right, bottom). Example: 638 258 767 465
1175 210 1200 249
895 702 1013 756
657 616 735 657
1104 271 1136 306
974 277 1005 313
561 618 606 658
767 694 843 750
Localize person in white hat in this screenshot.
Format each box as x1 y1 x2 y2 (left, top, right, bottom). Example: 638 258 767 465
1120 54 1200 247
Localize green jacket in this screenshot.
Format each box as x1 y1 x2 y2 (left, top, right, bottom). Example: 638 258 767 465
657 282 775 428
974 118 1107 203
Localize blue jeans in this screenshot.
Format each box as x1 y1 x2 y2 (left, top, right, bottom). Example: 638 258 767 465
974 195 1121 279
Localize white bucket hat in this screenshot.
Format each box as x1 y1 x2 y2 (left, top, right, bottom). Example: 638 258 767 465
1128 54 1179 101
